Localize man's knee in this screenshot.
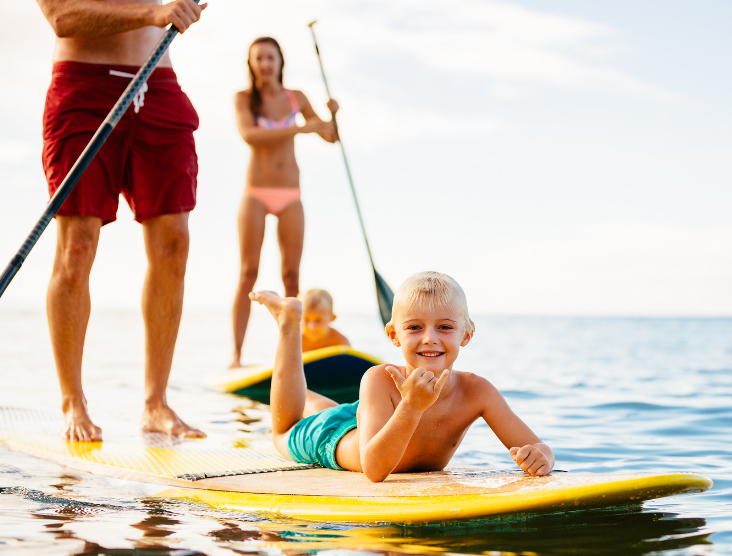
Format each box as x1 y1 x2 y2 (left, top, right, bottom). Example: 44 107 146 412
147 220 190 278
53 230 97 285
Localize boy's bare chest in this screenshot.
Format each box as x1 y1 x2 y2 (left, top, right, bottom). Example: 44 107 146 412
399 401 479 469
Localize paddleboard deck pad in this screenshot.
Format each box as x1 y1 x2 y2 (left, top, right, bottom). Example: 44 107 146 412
0 407 712 524
217 345 383 403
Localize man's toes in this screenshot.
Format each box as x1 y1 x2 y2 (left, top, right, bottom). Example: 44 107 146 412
184 427 206 439
175 421 206 438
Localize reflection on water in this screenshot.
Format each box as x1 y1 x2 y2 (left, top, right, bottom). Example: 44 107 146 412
0 479 714 556
0 311 730 555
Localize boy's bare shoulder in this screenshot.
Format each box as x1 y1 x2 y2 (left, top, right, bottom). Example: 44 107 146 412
329 328 350 346
362 363 396 382
360 364 401 404
453 370 503 398
361 363 405 389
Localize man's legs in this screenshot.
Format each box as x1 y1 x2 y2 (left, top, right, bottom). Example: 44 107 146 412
139 212 204 437
47 215 103 441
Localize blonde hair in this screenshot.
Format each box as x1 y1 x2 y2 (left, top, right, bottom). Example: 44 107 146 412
385 271 475 336
299 288 334 313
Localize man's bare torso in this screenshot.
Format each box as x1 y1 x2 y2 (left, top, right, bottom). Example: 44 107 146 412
52 0 172 67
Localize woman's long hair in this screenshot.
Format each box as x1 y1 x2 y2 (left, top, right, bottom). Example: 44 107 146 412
248 37 285 117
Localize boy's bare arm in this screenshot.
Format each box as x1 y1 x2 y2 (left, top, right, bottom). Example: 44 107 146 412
474 376 555 475
358 365 449 482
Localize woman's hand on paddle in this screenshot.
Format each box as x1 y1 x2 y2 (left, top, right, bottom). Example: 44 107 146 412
386 365 450 412
327 99 339 116
152 0 207 33
510 444 552 476
300 120 336 142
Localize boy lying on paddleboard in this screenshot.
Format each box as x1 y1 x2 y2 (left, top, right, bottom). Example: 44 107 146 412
299 288 350 352
250 271 554 482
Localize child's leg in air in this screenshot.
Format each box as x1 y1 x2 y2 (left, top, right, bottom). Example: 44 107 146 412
249 291 337 457
249 291 305 457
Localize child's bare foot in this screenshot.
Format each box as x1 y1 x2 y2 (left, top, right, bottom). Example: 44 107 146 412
249 291 303 332
141 403 206 438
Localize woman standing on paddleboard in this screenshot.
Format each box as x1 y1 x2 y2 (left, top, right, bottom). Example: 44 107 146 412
230 37 338 368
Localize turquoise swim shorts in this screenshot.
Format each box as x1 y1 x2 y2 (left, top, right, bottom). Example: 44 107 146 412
286 401 359 470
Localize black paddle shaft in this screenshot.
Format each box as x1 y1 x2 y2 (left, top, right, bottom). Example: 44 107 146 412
0 11 196 300
307 21 394 326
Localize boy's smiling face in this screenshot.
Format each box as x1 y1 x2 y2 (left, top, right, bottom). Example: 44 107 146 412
388 296 472 373
301 306 335 342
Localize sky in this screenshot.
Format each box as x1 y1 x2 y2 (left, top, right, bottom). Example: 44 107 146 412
0 0 731 317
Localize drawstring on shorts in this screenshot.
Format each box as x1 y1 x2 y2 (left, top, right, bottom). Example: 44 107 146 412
109 70 148 113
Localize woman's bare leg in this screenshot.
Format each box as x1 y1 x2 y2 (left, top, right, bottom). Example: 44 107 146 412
276 200 304 297
249 291 307 457
275 202 335 416
230 195 267 368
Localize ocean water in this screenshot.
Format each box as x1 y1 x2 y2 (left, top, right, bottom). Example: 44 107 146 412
0 308 730 555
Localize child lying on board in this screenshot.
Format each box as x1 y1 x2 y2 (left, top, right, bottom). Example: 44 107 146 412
250 271 554 482
299 288 350 352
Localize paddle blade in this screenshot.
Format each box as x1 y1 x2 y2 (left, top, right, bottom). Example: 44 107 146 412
374 269 394 327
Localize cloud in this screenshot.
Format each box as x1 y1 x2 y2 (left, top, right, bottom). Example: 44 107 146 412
461 223 732 315
337 97 502 149
325 0 682 103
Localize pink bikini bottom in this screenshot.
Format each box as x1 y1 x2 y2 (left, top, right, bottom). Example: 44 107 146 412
246 187 301 217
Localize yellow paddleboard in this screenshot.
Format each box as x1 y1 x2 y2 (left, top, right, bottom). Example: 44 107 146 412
217 345 383 403
0 407 712 524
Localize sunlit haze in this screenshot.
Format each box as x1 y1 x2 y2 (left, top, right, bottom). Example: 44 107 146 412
1 1 730 316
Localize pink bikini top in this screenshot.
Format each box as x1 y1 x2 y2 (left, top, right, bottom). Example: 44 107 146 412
256 89 300 129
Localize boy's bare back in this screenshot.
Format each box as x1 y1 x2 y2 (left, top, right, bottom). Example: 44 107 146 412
301 327 349 352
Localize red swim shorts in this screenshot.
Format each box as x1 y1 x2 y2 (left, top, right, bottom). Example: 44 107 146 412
42 62 199 225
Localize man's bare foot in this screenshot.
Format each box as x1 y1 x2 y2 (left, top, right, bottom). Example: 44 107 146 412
249 291 302 332
63 403 102 442
141 403 206 438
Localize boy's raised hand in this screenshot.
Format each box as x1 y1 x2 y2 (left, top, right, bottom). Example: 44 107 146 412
510 444 552 476
386 366 450 412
